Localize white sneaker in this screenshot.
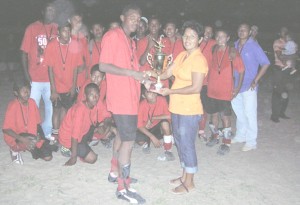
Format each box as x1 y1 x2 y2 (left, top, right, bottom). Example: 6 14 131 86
242 145 256 152
231 138 244 144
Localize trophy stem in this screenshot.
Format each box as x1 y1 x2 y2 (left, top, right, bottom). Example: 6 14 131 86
155 75 163 91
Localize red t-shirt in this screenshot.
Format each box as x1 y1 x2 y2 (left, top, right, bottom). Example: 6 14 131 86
207 47 244 101
77 79 107 103
44 38 83 93
59 102 98 148
200 39 216 85
2 98 43 147
89 39 102 70
20 21 58 82
137 96 170 129
100 27 140 115
96 99 112 123
71 34 90 88
164 37 185 60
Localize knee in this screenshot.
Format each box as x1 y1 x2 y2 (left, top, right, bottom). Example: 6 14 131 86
86 153 98 164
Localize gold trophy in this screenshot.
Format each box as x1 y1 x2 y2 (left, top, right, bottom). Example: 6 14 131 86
147 35 173 91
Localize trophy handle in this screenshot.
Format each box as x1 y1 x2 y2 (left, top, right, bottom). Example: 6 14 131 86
147 53 154 69
167 54 173 67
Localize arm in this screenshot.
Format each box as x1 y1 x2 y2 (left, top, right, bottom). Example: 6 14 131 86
21 51 31 83
99 62 149 82
64 137 78 166
152 114 171 121
250 64 270 90
149 63 176 80
2 129 35 150
139 36 155 66
159 71 205 96
69 67 78 98
233 71 245 97
138 127 162 148
48 66 60 104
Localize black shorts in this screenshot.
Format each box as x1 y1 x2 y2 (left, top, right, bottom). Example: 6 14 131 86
200 85 209 112
77 125 95 158
53 93 75 110
136 120 167 144
113 114 137 142
205 97 232 116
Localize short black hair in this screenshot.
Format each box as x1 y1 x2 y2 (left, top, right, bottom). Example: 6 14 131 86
58 22 72 32
164 19 178 29
90 64 101 75
181 20 204 37
215 27 231 37
121 3 141 16
13 79 31 93
84 83 100 96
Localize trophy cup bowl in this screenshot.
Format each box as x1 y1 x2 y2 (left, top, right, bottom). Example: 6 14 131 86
146 35 173 91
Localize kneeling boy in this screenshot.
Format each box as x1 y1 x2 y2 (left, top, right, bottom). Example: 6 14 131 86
59 83 99 166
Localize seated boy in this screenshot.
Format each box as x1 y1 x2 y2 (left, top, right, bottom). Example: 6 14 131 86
136 86 174 161
77 64 112 148
2 80 53 164
59 83 100 166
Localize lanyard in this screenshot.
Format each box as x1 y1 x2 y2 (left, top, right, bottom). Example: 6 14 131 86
58 40 70 70
19 101 29 132
216 46 228 74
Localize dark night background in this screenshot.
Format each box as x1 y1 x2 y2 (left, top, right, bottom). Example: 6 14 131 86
0 0 300 54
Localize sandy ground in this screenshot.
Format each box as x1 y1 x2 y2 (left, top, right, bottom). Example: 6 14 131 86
0 68 299 205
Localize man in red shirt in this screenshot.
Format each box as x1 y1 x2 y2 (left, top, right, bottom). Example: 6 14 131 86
198 25 216 140
59 83 99 166
99 4 148 204
69 13 90 89
89 22 105 71
205 28 245 155
20 2 58 141
136 87 174 161
45 23 82 141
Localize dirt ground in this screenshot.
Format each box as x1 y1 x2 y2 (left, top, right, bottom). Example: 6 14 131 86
0 68 299 205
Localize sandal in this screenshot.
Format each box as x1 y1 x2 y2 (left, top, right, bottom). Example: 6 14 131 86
11 150 23 165
171 182 195 195
169 177 183 186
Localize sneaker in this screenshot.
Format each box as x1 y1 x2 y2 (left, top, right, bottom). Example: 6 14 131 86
108 173 138 184
100 139 112 148
206 135 219 147
142 143 150 154
290 69 297 75
242 145 257 152
164 151 175 161
89 139 100 146
11 150 24 165
60 146 71 157
198 130 208 142
157 151 175 161
116 188 146 204
217 144 230 155
281 65 289 71
231 138 245 144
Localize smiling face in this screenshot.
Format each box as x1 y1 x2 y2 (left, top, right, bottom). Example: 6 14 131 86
91 24 105 40
16 86 31 104
182 28 201 52
203 26 213 41
148 19 161 36
121 9 141 34
164 23 177 38
216 30 230 46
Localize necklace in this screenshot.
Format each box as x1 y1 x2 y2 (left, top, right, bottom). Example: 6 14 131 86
43 23 53 42
93 39 101 56
200 40 209 52
121 27 135 69
58 39 70 70
216 46 228 74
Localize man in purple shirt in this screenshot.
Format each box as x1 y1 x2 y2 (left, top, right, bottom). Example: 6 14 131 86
231 23 270 152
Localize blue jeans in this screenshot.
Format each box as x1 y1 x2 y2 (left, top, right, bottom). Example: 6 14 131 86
171 113 201 174
231 89 257 147
30 82 53 138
